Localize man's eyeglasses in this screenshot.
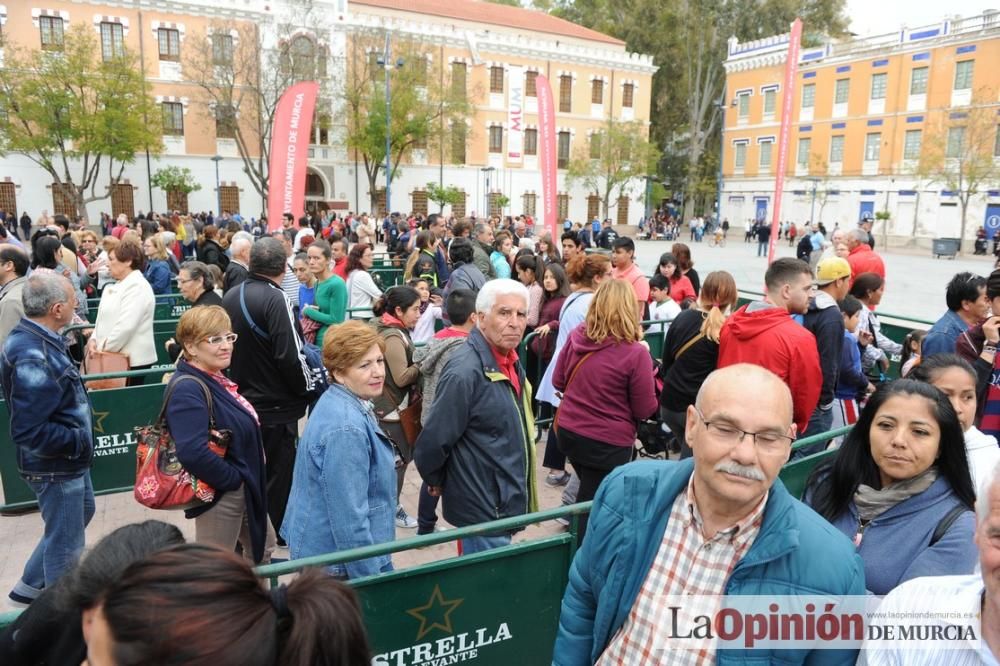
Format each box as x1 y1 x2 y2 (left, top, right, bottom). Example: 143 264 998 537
203 333 238 346
693 407 794 452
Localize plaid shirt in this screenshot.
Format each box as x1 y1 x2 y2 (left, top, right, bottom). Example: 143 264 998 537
596 478 768 665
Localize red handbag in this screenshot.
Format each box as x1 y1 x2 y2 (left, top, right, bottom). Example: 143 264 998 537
134 375 230 511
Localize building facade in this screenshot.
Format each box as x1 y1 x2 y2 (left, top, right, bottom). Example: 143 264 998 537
721 11 1000 249
0 0 656 227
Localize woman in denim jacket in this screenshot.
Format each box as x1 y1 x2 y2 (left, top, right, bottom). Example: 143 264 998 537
282 321 397 579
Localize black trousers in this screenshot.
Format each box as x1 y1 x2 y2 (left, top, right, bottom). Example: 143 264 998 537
261 422 298 536
558 427 633 546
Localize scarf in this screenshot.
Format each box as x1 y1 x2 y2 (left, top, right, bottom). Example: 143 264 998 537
853 466 939 523
380 312 406 329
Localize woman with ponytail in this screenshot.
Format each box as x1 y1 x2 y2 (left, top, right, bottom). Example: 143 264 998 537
658 270 738 457
81 543 371 666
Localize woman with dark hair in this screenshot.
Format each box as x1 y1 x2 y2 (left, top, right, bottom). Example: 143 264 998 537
403 230 439 285
670 242 699 295
372 286 422 530
442 238 486 304
81 543 371 666
850 271 902 374
345 243 382 320
529 262 570 364
515 254 544 328
164 261 223 362
196 225 227 270
805 379 977 594
490 231 513 279
31 233 89 321
302 239 347 347
0 521 185 666
656 252 696 305
536 233 562 265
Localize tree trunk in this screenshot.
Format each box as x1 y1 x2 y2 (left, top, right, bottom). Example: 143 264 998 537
958 199 969 257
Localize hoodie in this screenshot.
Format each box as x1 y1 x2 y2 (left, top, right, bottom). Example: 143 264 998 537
413 328 469 426
965 427 1000 495
802 291 845 407
551 324 657 447
718 302 822 434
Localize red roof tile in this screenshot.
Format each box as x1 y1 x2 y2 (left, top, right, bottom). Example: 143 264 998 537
351 0 626 46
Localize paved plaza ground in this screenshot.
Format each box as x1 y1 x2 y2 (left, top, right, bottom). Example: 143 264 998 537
0 232 994 604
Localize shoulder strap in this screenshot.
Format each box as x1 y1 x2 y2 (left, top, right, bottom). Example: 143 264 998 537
675 332 705 361
239 282 270 340
929 505 968 546
159 375 217 430
562 351 595 399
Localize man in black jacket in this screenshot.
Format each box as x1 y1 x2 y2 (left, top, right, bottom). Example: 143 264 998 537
222 237 313 538
799 257 852 455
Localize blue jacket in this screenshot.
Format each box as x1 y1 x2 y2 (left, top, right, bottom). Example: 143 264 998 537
164 360 269 562
922 309 970 356
835 330 867 399
281 382 396 579
143 259 172 295
555 460 865 665
818 475 976 595
0 318 93 478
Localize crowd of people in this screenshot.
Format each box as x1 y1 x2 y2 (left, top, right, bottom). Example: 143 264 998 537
4 205 1000 663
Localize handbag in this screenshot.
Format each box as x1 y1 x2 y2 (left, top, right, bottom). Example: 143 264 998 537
398 392 423 446
84 349 130 390
133 375 230 511
552 351 595 434
300 313 322 344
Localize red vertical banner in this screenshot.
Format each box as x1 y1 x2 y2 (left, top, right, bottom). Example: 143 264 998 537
267 81 319 232
536 75 558 240
767 18 802 265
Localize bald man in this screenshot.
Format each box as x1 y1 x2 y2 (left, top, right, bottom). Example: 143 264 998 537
555 364 865 665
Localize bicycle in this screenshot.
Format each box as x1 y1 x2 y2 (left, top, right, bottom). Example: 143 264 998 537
709 232 726 248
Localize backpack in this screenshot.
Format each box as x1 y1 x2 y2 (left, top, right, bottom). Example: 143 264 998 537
796 235 813 261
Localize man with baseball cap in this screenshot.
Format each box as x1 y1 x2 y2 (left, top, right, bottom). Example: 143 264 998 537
799 257 853 453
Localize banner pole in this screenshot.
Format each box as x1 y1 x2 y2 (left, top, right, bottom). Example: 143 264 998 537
767 18 803 265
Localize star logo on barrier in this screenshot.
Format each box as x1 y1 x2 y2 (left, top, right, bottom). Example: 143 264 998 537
406 585 463 640
92 409 110 434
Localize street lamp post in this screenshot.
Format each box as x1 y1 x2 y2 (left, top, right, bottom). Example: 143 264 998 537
377 35 404 218
714 92 730 228
210 155 223 216
481 167 495 216
805 176 820 226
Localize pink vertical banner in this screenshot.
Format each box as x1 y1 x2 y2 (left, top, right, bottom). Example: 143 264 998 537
267 81 319 232
536 75 558 240
767 18 802 265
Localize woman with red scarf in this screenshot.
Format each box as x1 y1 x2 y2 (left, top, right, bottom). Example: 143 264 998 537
372 285 423 529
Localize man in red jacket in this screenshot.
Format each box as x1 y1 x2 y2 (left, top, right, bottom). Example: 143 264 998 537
718 257 822 434
846 228 885 287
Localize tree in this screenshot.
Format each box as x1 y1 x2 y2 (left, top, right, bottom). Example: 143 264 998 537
184 1 332 212
566 119 658 219
151 166 202 212
343 33 473 213
917 92 1000 255
0 24 162 219
426 182 465 213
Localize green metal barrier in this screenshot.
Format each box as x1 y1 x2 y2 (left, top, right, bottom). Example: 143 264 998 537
0 368 170 511
778 425 852 499
64 320 181 370
85 294 191 324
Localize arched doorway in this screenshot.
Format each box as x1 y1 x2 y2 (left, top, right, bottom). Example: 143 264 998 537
305 169 328 214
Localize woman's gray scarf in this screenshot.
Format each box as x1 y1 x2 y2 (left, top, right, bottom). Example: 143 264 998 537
853 466 939 522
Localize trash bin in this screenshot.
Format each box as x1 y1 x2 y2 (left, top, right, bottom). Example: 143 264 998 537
932 238 961 259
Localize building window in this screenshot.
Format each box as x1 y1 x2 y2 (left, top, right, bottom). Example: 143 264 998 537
946 126 965 158
954 60 974 90
212 34 234 66
557 194 569 221
40 16 64 51
559 75 572 113
801 83 815 109
166 190 188 213
763 89 776 115
616 196 629 226
157 28 180 61
411 57 427 88
910 67 928 95
525 71 537 97
834 79 849 104
452 191 466 219
524 129 537 156
591 79 604 104
870 73 887 100
589 133 602 159
111 183 135 220
587 194 600 221
411 190 428 216
830 135 845 163
622 83 634 108
0 182 17 218
903 129 922 160
759 140 773 169
451 62 467 96
490 66 504 94
286 36 316 82
219 185 240 214
488 192 503 217
737 93 750 117
216 105 236 139
557 131 570 168
161 102 184 136
368 52 383 82
734 143 747 168
100 22 125 61
451 123 466 164
864 132 881 161
523 193 536 216
796 138 811 167
315 113 331 145
488 126 503 153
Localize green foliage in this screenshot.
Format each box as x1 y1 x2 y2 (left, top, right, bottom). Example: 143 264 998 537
874 210 891 221
426 182 465 212
0 24 162 216
151 166 202 195
566 119 658 218
495 194 510 212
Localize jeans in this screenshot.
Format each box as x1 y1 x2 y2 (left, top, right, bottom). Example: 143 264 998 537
459 535 511 555
757 240 768 257
12 472 95 600
417 482 440 533
794 403 834 459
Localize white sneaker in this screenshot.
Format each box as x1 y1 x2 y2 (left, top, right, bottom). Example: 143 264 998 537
396 505 418 529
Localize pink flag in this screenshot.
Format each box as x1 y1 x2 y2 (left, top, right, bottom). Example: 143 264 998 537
767 19 802 264
536 75 558 240
267 82 319 232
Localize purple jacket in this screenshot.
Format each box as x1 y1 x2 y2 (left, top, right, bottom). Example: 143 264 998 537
553 324 658 447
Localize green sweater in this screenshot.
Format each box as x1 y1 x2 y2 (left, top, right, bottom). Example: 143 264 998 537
303 274 347 347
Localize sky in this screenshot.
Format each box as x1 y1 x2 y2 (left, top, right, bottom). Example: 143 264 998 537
844 0 993 36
